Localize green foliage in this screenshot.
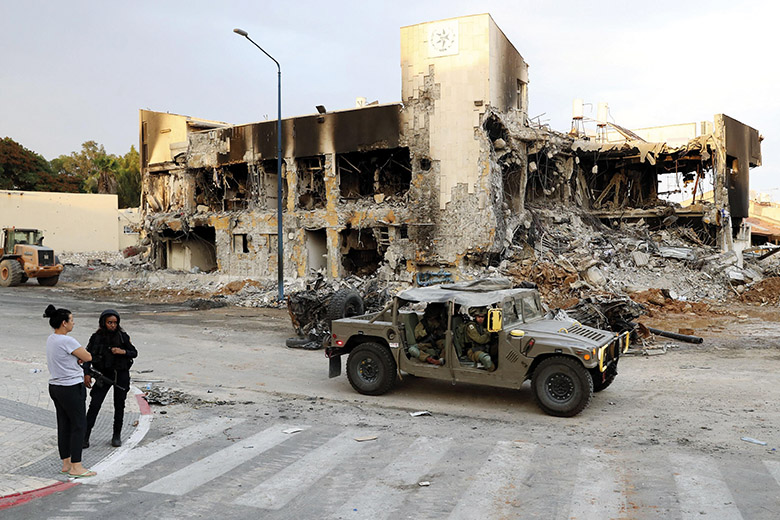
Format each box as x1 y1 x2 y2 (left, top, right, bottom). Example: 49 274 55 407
51 141 141 208
116 146 141 208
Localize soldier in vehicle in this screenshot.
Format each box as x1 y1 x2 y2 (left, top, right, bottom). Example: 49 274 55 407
464 307 496 371
409 303 446 365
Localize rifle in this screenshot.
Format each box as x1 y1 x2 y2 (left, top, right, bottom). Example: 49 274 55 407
88 368 128 392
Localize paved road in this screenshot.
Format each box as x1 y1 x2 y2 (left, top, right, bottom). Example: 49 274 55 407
1 287 778 518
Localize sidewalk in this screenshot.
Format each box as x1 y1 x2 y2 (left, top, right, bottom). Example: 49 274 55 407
0 360 149 506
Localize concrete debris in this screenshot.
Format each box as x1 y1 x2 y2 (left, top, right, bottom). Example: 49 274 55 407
143 386 237 406
631 251 650 267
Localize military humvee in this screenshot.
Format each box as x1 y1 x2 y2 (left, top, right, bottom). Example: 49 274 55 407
326 279 629 417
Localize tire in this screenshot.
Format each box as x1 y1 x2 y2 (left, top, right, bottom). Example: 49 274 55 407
0 259 24 287
532 356 593 417
38 275 59 286
346 342 397 396
285 337 321 350
592 362 618 392
327 288 364 324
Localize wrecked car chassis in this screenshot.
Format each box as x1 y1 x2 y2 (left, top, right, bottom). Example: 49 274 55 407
326 283 629 417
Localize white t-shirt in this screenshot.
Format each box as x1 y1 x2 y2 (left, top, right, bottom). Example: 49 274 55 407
47 333 84 386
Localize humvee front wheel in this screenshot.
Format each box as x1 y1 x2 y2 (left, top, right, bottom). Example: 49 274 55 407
532 356 593 417
0 259 24 287
346 342 397 396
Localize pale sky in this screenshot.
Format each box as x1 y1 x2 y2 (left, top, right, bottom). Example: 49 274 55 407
2 1 778 196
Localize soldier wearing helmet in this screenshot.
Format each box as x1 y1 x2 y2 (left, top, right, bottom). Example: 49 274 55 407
464 306 495 371
409 303 446 366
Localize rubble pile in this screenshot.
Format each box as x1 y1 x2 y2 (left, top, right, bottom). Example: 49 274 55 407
60 251 126 267
500 204 761 305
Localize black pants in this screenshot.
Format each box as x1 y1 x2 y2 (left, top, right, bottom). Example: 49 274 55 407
86 369 130 434
48 383 87 463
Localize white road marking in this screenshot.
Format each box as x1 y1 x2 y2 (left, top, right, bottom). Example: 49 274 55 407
567 447 626 520
672 453 743 520
139 424 309 496
234 431 362 509
84 416 245 485
329 436 453 520
448 441 536 520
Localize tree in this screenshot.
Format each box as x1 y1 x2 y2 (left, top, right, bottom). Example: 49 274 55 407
51 141 117 194
0 137 64 191
116 146 141 208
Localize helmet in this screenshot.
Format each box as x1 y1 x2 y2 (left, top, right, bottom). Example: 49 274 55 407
469 307 487 318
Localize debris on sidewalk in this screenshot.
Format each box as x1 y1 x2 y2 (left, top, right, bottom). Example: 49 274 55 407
283 427 303 434
354 435 378 442
409 411 432 417
740 437 767 446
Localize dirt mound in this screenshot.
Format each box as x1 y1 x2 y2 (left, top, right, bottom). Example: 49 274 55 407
741 277 780 305
629 288 728 317
216 279 265 295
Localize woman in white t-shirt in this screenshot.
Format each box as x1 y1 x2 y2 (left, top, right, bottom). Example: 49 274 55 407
44 304 96 478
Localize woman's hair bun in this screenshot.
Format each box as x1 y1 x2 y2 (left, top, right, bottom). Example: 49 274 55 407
43 304 57 318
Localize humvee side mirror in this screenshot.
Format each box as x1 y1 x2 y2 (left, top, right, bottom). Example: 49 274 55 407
487 308 502 332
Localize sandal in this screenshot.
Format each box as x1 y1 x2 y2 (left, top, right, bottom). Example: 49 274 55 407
69 470 97 478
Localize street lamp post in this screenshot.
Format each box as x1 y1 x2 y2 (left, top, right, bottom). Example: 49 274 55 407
233 28 284 301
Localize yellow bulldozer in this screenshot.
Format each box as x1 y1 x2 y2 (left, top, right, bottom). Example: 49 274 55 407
0 228 64 287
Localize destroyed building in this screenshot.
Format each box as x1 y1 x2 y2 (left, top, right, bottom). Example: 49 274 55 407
139 14 761 285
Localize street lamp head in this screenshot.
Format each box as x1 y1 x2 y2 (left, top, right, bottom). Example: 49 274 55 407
233 28 248 37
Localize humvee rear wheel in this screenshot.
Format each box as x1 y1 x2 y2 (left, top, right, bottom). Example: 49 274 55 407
532 356 593 417
0 259 24 287
38 275 60 287
346 342 397 396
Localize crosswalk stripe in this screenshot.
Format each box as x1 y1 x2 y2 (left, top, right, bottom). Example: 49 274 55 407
84 417 245 485
139 423 309 496
672 453 743 520
447 441 536 520
567 447 626 520
765 460 780 487
329 436 453 520
233 431 362 510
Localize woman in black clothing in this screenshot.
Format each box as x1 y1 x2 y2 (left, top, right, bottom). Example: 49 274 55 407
83 309 138 448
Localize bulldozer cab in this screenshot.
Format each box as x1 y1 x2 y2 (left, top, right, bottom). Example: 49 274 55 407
1 228 44 255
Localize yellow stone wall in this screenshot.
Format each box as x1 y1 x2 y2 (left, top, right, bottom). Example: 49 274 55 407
0 190 119 252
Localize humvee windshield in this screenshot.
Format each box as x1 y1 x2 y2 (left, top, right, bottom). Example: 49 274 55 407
503 295 543 324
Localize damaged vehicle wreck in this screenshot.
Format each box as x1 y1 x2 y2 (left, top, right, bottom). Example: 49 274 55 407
326 279 629 417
